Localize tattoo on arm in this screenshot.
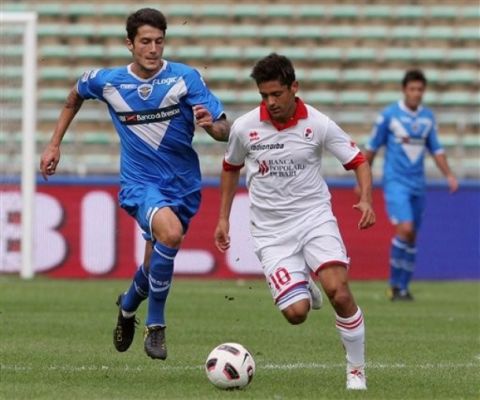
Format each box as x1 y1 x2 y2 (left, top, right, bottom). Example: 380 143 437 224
215 119 230 142
64 90 83 111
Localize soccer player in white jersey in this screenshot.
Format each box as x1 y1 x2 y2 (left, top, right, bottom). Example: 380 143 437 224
214 53 376 390
39 8 230 360
365 69 458 301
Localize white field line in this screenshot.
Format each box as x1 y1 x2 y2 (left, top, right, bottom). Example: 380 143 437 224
1 362 478 373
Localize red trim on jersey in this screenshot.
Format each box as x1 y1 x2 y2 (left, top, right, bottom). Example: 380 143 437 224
274 280 309 303
314 260 349 275
343 152 366 170
222 159 244 172
260 97 308 131
336 314 364 330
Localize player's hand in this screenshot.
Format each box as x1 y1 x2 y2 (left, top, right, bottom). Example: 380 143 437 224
193 105 213 129
214 219 231 253
353 200 376 230
40 144 60 181
447 174 459 193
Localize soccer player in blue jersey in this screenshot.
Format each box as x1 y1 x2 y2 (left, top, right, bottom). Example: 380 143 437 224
365 69 458 301
39 8 230 359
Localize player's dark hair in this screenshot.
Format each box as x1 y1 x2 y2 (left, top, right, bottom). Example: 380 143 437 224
126 8 167 42
402 69 427 88
250 53 296 87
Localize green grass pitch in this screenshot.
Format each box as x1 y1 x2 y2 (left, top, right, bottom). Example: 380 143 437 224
0 277 478 399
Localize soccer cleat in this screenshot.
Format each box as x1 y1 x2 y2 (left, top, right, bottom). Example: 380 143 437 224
388 287 414 301
144 325 167 360
387 286 401 301
113 294 138 352
397 289 414 301
308 277 323 310
346 367 367 390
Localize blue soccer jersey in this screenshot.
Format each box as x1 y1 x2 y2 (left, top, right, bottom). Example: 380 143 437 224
366 100 444 192
76 61 224 195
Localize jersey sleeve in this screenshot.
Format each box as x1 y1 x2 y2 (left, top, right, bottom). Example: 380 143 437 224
324 119 365 169
223 121 247 170
76 68 106 101
183 68 225 121
366 109 390 152
425 113 444 155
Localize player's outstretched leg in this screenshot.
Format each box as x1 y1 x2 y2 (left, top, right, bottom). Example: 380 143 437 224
336 307 367 390
112 264 148 352
144 242 177 359
113 294 139 352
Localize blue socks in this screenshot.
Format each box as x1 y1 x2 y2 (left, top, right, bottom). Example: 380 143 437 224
390 237 407 289
122 264 149 313
400 244 416 292
390 237 416 292
146 242 178 327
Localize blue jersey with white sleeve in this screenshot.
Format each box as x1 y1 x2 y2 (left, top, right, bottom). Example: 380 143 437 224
76 61 224 196
366 100 444 192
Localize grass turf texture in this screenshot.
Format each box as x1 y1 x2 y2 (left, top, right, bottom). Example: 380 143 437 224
0 277 478 400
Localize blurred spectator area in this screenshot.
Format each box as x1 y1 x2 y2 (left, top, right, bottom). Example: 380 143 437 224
1 1 479 179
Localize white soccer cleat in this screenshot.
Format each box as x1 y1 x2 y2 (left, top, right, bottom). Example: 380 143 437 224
346 367 367 390
308 277 323 310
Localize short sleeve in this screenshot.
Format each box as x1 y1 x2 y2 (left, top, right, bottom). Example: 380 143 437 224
183 69 225 121
224 121 248 167
324 119 362 165
76 68 106 101
366 110 390 152
425 113 444 155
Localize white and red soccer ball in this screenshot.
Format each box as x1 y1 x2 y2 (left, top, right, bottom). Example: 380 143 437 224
205 342 255 389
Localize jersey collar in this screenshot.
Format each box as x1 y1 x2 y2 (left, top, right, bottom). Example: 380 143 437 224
399 100 423 116
260 97 308 131
127 60 168 82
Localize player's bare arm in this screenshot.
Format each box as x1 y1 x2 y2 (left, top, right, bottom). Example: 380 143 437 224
193 105 230 142
214 168 241 252
353 161 376 230
433 153 459 193
40 86 84 180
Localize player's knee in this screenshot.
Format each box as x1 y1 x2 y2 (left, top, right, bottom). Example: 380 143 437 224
152 228 183 248
286 313 307 325
282 300 310 325
397 223 416 243
284 310 308 325
325 285 353 309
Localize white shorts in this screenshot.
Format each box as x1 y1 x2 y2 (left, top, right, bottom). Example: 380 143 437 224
254 219 349 310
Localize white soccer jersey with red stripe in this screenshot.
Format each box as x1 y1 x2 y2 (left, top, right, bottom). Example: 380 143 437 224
224 99 363 232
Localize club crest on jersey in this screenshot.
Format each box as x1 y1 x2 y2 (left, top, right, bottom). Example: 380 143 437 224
304 127 313 141
257 160 269 175
249 131 259 141
137 84 153 100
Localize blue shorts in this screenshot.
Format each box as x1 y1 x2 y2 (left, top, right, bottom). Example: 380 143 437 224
384 181 425 229
119 184 201 241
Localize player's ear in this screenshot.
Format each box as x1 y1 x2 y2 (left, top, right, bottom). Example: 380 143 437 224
291 81 299 94
126 38 134 52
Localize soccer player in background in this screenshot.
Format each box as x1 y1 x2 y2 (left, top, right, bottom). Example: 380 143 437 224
39 8 230 360
365 69 458 301
214 53 376 390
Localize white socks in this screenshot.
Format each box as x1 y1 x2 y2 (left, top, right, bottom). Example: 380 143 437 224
335 307 365 367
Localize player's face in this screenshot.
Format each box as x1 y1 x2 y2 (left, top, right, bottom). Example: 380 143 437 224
127 25 165 79
257 80 299 123
403 80 426 111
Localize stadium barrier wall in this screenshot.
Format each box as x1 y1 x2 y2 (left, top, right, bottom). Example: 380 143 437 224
0 180 478 280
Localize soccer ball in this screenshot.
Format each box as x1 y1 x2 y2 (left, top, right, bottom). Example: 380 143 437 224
205 342 255 389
